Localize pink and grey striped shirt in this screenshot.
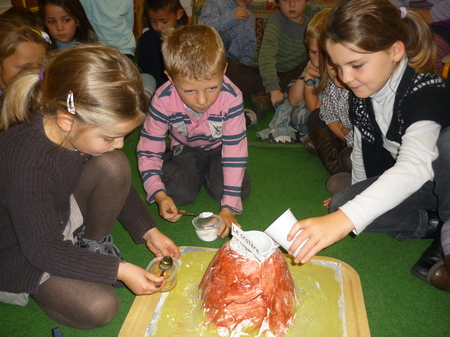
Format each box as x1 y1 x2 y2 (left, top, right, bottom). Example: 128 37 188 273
137 76 248 213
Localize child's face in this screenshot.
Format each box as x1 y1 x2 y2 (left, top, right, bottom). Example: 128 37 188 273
0 42 46 90
66 119 140 156
44 4 78 44
234 0 253 7
148 8 184 34
168 71 225 114
308 38 320 71
325 58 345 88
325 40 404 98
278 0 309 23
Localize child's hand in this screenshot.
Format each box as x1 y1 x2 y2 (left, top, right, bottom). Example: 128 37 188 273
143 228 180 259
323 197 332 208
154 192 182 222
270 90 284 106
235 8 249 21
287 210 354 264
118 262 166 295
217 209 239 238
305 61 320 80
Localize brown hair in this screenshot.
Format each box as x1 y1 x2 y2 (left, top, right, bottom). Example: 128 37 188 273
1 44 147 131
161 24 226 81
322 0 436 74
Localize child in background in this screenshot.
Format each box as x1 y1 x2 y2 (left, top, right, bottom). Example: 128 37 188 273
314 57 352 194
138 0 188 89
137 24 251 238
79 0 136 61
0 18 48 104
288 0 450 290
256 8 327 144
199 0 256 66
0 44 179 328
38 0 97 49
226 0 310 118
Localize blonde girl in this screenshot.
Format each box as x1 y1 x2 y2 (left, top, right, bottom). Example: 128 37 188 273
0 44 179 328
0 18 48 97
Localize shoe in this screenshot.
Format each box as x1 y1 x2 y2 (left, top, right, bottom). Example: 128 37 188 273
427 255 450 292
244 109 257 127
326 172 351 195
250 92 272 118
410 231 444 281
302 137 317 156
268 132 297 144
77 228 125 287
422 210 441 239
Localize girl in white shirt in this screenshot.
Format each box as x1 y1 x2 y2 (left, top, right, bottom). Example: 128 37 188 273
288 0 450 286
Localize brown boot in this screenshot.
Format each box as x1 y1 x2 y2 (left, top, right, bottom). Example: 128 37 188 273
427 255 450 291
309 125 342 175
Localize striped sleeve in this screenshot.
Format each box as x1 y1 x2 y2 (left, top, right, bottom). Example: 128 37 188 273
137 93 170 204
220 86 248 213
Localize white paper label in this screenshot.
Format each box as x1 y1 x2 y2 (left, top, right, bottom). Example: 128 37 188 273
231 224 265 262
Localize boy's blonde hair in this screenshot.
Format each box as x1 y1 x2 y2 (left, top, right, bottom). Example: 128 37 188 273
161 24 226 81
1 44 148 131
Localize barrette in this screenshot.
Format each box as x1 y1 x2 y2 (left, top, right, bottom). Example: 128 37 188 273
67 91 76 115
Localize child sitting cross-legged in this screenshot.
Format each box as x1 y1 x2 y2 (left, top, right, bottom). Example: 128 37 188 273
137 24 251 238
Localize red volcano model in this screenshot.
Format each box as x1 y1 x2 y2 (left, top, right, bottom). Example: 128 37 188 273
199 240 296 336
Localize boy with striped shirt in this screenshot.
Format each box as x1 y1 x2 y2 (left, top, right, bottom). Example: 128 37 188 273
137 24 251 238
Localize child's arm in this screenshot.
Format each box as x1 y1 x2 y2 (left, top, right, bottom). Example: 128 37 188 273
288 74 306 105
198 0 242 32
258 18 284 104
304 62 321 111
218 83 248 235
327 121 348 142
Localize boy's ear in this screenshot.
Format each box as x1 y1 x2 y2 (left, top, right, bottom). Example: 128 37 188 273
55 113 75 133
391 40 405 62
164 70 175 86
176 9 185 21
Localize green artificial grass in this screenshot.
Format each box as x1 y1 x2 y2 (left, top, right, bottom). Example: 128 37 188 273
1 108 449 336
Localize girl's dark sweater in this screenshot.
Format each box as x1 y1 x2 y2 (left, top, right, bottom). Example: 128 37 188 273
0 115 157 294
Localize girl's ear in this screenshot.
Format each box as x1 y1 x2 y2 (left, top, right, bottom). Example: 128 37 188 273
176 9 185 21
391 40 406 62
55 113 75 133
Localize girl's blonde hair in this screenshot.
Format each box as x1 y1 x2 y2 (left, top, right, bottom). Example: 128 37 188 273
0 18 49 65
323 0 436 74
161 24 226 81
1 44 148 131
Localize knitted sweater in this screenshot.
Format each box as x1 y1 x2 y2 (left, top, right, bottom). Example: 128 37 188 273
0 115 157 294
258 11 309 92
199 0 256 65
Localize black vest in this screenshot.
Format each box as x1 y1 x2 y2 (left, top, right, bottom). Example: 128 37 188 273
350 66 450 178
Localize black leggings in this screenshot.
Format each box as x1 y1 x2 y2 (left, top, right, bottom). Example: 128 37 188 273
32 150 131 328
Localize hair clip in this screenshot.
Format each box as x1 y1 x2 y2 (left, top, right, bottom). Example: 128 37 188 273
39 68 45 81
400 7 407 19
67 91 76 114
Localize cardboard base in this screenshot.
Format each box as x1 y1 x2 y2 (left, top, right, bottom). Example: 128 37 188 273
119 247 370 337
